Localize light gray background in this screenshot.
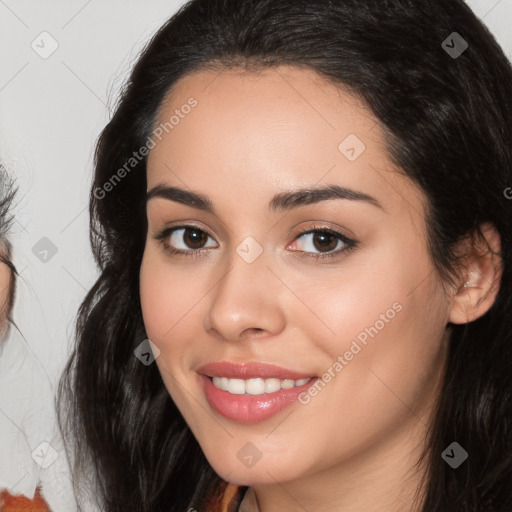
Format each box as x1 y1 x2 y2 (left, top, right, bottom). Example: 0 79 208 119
0 0 511 507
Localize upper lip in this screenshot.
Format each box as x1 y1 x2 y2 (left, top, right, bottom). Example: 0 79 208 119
197 361 316 380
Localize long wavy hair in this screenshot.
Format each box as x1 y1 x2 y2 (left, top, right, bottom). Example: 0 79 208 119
57 1 512 510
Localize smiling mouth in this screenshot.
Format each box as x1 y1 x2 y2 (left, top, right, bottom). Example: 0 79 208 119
200 367 318 423
210 376 312 395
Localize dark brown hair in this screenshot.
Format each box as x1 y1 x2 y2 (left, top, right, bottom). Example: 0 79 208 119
59 1 512 510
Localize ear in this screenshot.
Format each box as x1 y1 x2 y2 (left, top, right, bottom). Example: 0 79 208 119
448 222 502 325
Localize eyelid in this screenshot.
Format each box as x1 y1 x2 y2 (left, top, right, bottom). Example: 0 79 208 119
287 224 357 258
154 221 217 242
153 223 218 252
291 224 355 244
154 222 358 260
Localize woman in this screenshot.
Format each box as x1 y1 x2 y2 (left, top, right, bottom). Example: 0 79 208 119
58 0 512 511
0 165 52 511
0 166 65 512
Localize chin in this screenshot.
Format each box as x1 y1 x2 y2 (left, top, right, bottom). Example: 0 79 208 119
206 453 305 487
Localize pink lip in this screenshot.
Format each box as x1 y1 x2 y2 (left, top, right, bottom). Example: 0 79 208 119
200 375 317 423
197 361 316 380
197 361 317 424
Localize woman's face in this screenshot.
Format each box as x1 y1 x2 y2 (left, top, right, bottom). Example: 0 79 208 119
140 65 451 487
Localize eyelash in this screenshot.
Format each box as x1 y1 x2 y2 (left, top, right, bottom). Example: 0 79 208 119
154 224 358 261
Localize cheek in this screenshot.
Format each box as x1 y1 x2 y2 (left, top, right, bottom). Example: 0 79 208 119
315 275 446 432
319 243 441 363
139 260 167 342
139 250 205 342
292 249 445 421
288 257 414 362
139 251 198 408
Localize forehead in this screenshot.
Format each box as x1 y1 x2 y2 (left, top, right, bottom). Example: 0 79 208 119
151 65 377 162
146 65 425 221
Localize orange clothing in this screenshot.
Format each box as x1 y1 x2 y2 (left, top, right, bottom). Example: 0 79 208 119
0 486 51 511
0 482 247 512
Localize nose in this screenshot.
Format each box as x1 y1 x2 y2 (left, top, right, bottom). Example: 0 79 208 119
203 245 286 343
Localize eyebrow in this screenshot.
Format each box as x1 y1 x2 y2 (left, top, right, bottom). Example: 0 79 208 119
146 183 386 214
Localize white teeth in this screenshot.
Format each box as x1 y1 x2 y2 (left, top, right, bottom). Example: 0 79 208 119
212 376 312 395
219 377 229 391
245 378 265 395
264 378 281 393
281 379 295 389
228 378 246 394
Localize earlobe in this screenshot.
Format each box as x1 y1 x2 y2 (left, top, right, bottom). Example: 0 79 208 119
448 222 502 325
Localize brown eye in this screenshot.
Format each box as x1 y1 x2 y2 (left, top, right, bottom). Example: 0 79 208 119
160 225 217 253
182 227 209 249
311 231 339 252
288 226 358 260
293 229 347 254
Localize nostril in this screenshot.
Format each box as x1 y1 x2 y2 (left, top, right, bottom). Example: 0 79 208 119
243 327 265 338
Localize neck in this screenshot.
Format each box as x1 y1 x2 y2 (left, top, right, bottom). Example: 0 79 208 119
240 415 431 512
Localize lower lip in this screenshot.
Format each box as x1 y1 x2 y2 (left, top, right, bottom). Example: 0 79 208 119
200 374 317 424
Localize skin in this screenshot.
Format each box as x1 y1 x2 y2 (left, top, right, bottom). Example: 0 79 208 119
139 65 501 512
0 247 13 337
